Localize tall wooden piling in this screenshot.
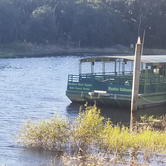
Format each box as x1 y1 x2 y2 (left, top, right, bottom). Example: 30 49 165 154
130 37 142 132
131 37 142 112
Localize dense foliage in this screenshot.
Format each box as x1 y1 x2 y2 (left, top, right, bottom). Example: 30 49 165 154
0 0 166 48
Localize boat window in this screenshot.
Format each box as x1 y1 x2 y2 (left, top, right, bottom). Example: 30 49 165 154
104 62 115 73
123 61 133 73
81 63 91 74
159 65 163 76
94 62 103 73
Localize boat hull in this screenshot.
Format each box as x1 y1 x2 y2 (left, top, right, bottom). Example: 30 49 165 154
66 90 166 108
137 92 166 108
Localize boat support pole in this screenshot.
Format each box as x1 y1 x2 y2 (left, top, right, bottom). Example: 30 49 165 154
115 60 117 75
79 61 82 74
131 37 142 112
102 62 105 74
91 62 94 74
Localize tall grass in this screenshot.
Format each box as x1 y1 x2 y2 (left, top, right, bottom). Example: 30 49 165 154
16 105 166 165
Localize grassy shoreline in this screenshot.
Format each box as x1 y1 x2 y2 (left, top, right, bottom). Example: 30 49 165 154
16 105 166 166
1 43 166 58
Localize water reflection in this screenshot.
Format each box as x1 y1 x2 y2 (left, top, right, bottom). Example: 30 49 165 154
66 102 166 125
136 105 166 118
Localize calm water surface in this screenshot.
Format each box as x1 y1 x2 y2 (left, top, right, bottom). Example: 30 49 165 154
0 56 166 166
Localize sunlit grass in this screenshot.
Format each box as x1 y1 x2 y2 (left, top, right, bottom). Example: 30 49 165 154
16 104 166 165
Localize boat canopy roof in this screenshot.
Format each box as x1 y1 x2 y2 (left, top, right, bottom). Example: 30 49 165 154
79 55 166 66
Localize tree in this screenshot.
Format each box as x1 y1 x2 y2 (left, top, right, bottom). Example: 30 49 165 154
70 0 129 47
126 0 166 48
0 0 166 48
0 1 19 43
26 5 55 44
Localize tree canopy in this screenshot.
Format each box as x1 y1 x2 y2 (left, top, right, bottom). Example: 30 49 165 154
0 0 166 48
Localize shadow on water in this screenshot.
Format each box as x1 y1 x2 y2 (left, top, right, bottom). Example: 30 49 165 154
134 104 166 121
66 103 166 125
15 147 62 166
66 103 81 115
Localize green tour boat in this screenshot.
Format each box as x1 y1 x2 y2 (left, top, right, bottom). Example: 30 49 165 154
66 55 166 108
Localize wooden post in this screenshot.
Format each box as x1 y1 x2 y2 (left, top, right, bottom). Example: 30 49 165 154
131 37 142 112
130 37 142 132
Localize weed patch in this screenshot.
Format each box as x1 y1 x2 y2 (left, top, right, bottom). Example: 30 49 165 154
16 105 166 165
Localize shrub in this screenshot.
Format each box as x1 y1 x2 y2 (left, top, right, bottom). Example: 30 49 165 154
17 115 70 150
16 105 166 165
71 104 104 152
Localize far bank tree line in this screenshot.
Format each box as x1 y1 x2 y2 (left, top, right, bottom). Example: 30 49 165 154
0 0 166 48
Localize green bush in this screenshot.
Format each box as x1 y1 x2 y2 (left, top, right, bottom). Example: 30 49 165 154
16 105 166 165
72 104 104 151
17 115 70 150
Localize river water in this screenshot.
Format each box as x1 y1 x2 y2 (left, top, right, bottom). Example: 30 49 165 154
0 55 166 166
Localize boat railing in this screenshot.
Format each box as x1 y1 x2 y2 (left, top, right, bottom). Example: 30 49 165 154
68 75 80 82
68 72 166 94
139 74 166 93
68 71 133 83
